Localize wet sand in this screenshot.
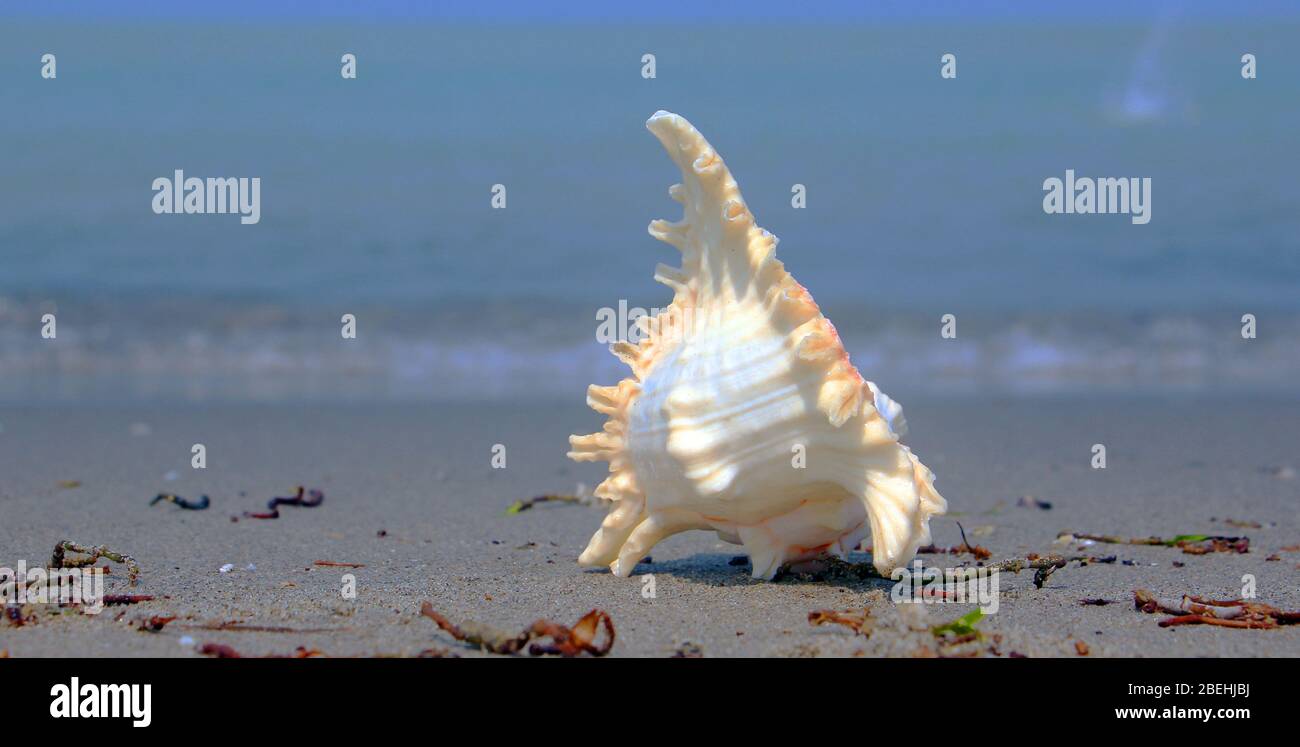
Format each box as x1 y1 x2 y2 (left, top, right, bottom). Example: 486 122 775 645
1 396 1298 657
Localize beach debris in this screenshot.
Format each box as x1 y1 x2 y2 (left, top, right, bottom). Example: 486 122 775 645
863 542 990 561
57 480 82 489
567 111 945 582
1214 518 1263 529
1058 531 1249 555
979 555 1074 588
218 564 234 574
242 486 324 519
932 609 984 639
137 615 176 632
197 643 323 659
419 602 615 657
915 610 1009 657
921 523 990 560
1074 641 1090 656
808 608 874 637
1016 495 1052 510
150 493 210 510
505 493 587 515
671 641 705 658
1264 465 1296 480
313 560 365 568
781 552 1076 588
51 541 139 586
179 620 339 633
103 594 154 606
1080 598 1113 606
5 604 32 626
1133 589 1300 629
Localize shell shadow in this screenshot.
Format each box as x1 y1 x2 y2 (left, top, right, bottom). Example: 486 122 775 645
586 551 894 592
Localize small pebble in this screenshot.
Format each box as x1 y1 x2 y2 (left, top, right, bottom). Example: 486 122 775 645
219 563 234 574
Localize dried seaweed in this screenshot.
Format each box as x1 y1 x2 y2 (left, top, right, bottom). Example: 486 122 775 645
179 621 339 633
137 615 176 632
1133 588 1300 629
197 643 324 658
1016 496 1053 510
932 608 985 638
915 543 992 561
243 486 324 519
419 602 614 656
150 493 210 510
5 604 31 626
505 493 585 515
1059 531 1248 555
671 641 705 658
51 541 140 586
808 608 873 637
103 594 154 606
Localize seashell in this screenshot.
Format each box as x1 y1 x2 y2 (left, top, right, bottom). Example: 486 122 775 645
569 111 946 580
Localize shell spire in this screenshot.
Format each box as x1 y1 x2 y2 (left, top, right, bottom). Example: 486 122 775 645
645 111 780 306
570 111 947 580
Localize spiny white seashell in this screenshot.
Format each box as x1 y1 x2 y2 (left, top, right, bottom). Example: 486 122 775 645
569 111 946 580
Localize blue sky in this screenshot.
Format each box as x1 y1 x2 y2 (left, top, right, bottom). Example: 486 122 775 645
9 0 1300 22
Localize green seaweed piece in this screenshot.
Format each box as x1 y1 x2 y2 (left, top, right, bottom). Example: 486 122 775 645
932 608 985 637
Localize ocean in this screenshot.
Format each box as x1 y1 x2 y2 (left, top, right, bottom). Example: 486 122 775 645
1 20 1297 402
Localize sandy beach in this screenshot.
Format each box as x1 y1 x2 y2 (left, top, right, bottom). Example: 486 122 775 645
2 395 1297 657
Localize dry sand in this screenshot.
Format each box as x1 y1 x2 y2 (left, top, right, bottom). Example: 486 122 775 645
1 396 1298 657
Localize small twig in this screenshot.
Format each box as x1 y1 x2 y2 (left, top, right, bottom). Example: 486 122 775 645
505 494 585 515
313 560 365 568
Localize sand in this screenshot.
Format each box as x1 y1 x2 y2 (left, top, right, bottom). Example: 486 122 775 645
1 396 1298 657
